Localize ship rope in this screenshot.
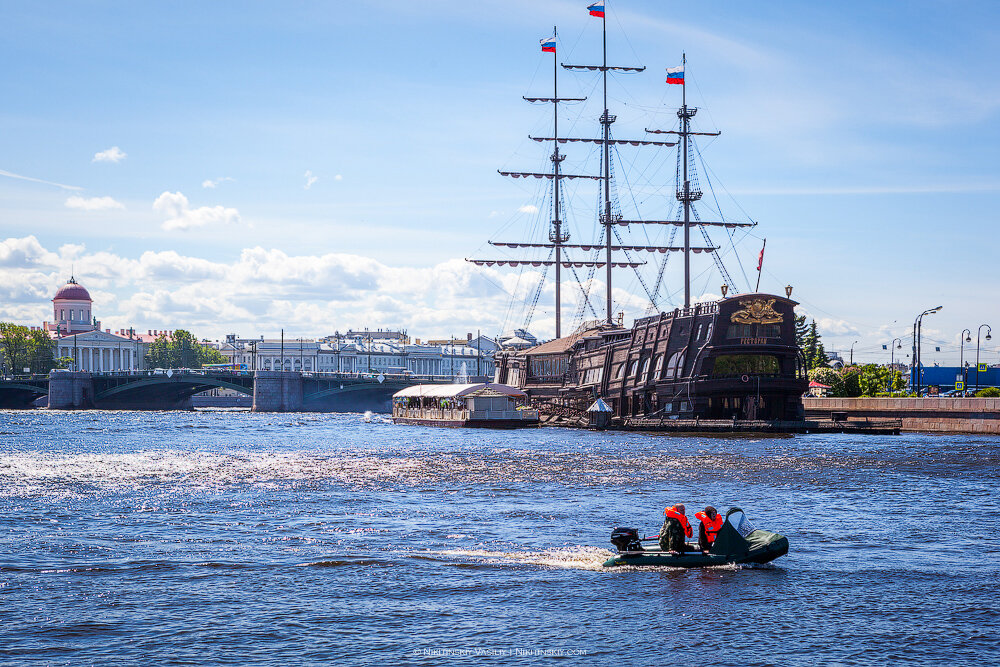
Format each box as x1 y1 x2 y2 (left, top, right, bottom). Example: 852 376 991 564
694 137 753 292
649 223 678 309
522 247 554 329
557 170 599 326
498 169 552 333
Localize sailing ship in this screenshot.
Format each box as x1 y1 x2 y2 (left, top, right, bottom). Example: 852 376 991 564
469 1 808 425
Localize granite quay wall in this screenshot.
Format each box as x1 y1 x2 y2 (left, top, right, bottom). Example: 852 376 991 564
803 397 1000 434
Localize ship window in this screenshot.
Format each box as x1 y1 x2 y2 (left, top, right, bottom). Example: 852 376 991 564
664 351 686 379
727 324 780 339
711 354 780 377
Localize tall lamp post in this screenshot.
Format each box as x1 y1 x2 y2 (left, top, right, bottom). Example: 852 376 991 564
976 324 992 393
850 340 858 365
889 338 902 397
913 306 942 395
960 328 972 392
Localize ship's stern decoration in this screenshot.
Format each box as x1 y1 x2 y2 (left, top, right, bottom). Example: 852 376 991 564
731 298 783 325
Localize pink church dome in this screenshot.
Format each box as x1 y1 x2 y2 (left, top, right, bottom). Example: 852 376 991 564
53 277 92 302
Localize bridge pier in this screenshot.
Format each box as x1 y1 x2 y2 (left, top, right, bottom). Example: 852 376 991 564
252 371 303 412
48 371 94 409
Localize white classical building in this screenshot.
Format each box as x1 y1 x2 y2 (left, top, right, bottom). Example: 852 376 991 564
217 330 497 378
41 277 151 372
218 337 321 372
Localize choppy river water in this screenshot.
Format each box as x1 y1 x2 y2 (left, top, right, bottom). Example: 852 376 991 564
1 410 997 665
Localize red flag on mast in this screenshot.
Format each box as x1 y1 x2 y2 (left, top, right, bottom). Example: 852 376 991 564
755 239 766 292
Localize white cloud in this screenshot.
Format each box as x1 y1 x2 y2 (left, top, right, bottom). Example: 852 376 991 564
202 177 235 189
65 195 125 211
303 170 318 189
518 204 539 214
334 174 343 181
92 146 127 163
0 236 688 342
0 235 59 268
153 191 241 231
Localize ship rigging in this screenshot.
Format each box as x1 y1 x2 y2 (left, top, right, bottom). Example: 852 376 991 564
467 2 757 338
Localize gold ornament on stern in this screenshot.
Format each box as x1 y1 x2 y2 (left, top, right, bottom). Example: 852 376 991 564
730 298 783 325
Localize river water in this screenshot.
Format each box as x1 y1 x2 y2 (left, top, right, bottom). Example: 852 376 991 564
0 410 997 665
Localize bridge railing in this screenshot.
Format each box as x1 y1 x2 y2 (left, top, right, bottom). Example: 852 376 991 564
37 369 470 381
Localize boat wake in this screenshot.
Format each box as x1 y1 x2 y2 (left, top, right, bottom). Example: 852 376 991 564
430 545 613 571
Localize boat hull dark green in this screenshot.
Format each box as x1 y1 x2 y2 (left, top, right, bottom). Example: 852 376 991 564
603 509 789 568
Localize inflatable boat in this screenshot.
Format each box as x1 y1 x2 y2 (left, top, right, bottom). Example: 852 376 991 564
603 508 788 568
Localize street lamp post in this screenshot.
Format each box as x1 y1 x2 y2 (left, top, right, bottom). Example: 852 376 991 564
889 337 902 397
850 340 858 365
976 324 992 393
913 306 942 395
960 328 972 393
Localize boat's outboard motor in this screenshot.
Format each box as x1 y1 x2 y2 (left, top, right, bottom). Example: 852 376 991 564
610 527 643 553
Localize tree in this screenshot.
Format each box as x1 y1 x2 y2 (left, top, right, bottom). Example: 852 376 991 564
196 343 227 366
857 363 904 397
54 356 75 370
144 329 224 369
794 315 810 350
809 366 844 396
796 317 829 371
839 365 862 397
807 320 828 370
0 323 56 375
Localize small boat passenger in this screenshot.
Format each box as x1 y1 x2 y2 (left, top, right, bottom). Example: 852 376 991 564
659 504 692 554
695 506 723 554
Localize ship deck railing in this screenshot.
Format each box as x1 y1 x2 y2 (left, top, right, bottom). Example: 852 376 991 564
396 408 469 421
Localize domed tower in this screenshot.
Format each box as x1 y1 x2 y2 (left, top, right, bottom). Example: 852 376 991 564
52 277 96 335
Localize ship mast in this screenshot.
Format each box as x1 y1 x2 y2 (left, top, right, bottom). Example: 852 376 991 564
681 52 693 309
469 4 752 336
550 27 568 338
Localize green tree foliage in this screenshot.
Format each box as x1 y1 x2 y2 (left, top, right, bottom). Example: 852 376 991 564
0 323 56 374
144 329 225 368
795 315 829 371
808 366 844 395
809 363 905 397
856 363 905 396
975 386 1000 397
54 356 75 370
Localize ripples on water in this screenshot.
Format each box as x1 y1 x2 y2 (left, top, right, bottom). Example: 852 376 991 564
1 410 998 665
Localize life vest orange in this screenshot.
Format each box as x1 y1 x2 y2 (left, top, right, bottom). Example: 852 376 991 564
664 507 692 537
695 511 724 544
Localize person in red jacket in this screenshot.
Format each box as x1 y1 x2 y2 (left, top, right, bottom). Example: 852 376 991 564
696 506 723 553
658 503 693 553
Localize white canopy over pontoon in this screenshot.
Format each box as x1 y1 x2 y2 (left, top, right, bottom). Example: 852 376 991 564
392 383 526 400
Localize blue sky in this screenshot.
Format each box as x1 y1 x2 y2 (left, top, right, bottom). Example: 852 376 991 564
1 0 998 365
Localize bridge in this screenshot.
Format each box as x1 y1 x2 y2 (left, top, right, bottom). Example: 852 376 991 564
0 370 459 412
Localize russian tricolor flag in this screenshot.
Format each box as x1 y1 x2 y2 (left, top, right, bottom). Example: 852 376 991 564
666 66 685 85
540 35 556 53
587 2 605 18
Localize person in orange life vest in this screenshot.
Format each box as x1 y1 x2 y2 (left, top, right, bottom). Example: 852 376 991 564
658 503 693 553
696 506 723 553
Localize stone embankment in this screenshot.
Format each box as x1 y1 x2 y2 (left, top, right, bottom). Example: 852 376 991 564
803 397 1000 434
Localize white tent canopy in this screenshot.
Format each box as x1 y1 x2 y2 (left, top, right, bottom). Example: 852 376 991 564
392 383 526 400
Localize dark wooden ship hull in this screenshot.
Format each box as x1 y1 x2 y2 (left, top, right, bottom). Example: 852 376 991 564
494 293 809 425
